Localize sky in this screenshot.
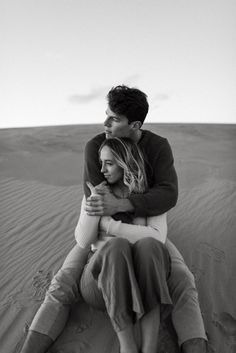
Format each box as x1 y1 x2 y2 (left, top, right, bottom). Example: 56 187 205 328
1 0 236 128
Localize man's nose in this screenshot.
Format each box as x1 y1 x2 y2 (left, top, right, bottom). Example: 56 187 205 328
104 116 111 127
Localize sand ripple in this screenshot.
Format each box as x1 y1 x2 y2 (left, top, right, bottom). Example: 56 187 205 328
0 176 235 353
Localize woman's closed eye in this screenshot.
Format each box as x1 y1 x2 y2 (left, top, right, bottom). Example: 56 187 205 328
99 158 113 165
100 160 113 166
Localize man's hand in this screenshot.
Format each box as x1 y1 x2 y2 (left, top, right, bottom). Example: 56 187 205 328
85 181 134 216
85 189 120 216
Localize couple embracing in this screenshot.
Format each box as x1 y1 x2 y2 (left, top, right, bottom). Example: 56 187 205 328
21 85 207 353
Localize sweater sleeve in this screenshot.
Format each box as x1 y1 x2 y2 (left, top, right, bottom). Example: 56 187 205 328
74 196 100 248
128 138 178 217
104 213 167 244
83 137 105 198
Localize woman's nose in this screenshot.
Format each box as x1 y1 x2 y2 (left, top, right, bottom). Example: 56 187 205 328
101 163 106 173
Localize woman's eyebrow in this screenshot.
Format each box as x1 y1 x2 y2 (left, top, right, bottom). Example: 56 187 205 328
99 158 113 163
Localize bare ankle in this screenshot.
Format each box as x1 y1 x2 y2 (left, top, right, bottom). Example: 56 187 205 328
181 338 207 353
140 307 160 353
20 330 53 353
117 325 138 353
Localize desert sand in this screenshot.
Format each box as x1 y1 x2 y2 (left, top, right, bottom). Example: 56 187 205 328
0 124 235 353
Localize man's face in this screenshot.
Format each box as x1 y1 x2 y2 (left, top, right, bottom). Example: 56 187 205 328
104 106 133 139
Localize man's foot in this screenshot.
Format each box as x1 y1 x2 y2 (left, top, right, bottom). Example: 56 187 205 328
20 330 53 353
181 338 207 353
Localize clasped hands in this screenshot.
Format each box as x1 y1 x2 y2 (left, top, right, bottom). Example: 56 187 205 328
85 181 119 217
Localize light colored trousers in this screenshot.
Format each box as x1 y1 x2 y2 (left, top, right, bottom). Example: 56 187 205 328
30 238 207 346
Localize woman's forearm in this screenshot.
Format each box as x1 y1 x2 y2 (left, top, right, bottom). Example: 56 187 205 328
75 196 100 248
102 213 167 244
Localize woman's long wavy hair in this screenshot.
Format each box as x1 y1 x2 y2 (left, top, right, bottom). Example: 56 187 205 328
99 137 148 194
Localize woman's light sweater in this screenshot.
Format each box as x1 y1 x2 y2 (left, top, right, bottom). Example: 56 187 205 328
75 196 167 251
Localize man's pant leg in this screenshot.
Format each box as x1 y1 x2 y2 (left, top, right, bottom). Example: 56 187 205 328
29 244 89 340
166 239 207 346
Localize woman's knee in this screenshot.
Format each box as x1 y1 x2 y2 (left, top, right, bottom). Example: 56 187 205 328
102 237 131 259
133 237 170 276
89 238 132 282
134 237 168 259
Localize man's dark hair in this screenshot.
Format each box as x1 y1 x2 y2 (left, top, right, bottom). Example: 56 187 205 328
107 85 149 124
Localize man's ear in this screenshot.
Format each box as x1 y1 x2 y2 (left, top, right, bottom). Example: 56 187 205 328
131 121 142 130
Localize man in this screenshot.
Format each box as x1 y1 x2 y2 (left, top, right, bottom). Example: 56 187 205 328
20 85 207 353
84 86 177 217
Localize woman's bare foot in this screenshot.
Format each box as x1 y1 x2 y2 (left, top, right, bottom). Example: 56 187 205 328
133 321 142 351
140 306 160 353
117 324 139 353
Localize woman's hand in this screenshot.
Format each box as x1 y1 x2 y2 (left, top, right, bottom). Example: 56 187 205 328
86 181 111 196
84 182 104 215
85 181 120 216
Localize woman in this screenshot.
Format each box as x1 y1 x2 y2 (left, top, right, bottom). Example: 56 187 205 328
21 138 172 353
75 137 172 353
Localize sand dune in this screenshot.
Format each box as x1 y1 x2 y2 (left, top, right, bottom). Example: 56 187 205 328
0 178 81 352
0 124 235 353
168 178 236 353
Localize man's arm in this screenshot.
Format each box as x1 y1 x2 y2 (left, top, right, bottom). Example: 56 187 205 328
83 136 105 198
83 135 178 217
129 139 178 217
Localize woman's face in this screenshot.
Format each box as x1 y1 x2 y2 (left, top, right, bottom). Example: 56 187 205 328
100 145 123 184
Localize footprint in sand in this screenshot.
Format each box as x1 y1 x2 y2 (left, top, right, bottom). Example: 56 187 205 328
198 242 226 263
212 312 236 351
190 265 206 282
32 269 53 300
6 269 53 309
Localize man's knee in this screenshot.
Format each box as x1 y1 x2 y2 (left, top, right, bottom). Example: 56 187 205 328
168 262 197 304
45 268 80 304
170 262 195 287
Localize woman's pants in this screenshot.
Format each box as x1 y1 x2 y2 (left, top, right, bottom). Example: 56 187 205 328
29 238 207 345
79 237 172 332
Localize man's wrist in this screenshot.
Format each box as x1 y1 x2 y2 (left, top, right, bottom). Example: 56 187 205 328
116 198 134 213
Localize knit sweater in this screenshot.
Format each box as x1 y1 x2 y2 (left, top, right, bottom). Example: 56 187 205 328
75 196 167 251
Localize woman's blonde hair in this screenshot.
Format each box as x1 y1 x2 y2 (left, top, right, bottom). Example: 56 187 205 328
99 137 148 194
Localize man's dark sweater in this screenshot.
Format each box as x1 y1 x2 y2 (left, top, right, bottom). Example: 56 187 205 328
83 130 178 217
